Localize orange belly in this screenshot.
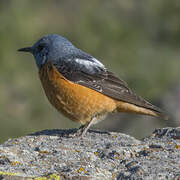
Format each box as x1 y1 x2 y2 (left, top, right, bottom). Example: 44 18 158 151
39 62 117 125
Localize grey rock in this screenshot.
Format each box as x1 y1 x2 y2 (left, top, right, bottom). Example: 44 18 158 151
0 128 180 180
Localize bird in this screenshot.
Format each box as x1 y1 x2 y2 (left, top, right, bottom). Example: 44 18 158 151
18 34 168 137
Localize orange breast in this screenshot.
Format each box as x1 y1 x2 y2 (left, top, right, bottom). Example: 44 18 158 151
39 62 117 125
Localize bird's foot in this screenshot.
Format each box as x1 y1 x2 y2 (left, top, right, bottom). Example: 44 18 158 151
68 116 96 138
68 125 88 138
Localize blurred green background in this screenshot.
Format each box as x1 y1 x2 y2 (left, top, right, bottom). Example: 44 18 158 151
1 0 180 143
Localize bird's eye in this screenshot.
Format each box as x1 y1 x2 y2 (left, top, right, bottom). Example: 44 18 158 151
37 44 44 52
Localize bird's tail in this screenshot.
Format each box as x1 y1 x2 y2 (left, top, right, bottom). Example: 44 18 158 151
116 101 168 120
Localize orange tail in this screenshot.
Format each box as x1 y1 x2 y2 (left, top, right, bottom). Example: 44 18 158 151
116 101 168 120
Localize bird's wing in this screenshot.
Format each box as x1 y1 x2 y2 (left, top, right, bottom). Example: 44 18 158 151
52 58 163 114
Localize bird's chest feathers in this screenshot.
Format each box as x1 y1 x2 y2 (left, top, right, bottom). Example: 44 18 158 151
39 62 73 101
39 62 83 121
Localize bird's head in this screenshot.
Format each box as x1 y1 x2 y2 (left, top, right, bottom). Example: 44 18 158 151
18 34 76 69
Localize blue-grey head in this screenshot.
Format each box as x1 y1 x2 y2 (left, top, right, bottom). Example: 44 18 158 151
18 34 81 69
18 34 105 74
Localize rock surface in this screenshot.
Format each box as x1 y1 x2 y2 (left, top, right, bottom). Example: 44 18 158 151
0 127 180 180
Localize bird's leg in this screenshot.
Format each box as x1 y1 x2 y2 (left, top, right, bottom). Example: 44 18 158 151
80 117 96 137
70 116 97 138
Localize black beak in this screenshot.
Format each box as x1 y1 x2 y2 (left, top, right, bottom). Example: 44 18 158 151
18 47 33 53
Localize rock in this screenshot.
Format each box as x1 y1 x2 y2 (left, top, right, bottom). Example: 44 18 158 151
0 127 180 180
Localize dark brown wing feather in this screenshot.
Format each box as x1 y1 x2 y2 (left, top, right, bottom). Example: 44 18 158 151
54 64 164 115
